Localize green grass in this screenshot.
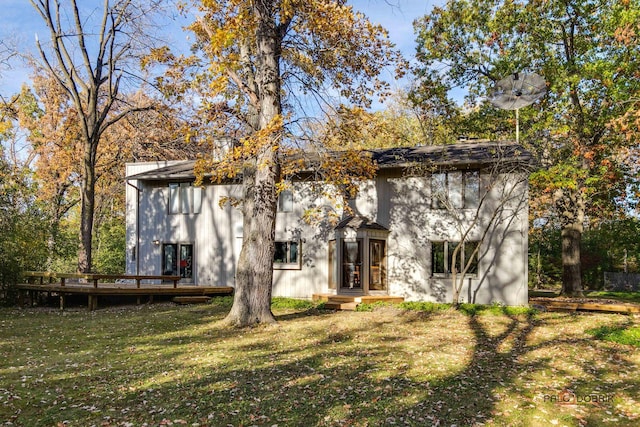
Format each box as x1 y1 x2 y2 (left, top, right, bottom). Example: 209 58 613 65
357 300 537 316
585 291 640 303
587 324 640 347
270 297 318 310
1 303 639 426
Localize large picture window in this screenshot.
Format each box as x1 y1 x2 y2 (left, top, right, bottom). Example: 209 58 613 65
431 170 480 209
169 183 202 214
431 241 479 276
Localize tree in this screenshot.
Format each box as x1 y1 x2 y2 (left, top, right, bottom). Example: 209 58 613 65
30 0 163 273
413 0 640 296
12 77 81 270
0 95 49 298
165 0 403 326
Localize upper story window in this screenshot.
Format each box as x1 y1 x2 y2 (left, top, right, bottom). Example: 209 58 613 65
169 183 202 214
431 170 480 210
277 190 293 212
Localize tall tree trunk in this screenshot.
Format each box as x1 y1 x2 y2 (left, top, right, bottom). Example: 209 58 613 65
78 140 96 273
561 224 583 296
558 188 585 297
224 0 281 326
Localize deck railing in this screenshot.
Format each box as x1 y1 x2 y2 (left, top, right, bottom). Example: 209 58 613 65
22 272 182 288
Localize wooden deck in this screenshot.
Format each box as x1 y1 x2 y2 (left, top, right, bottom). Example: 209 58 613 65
531 298 640 314
16 272 233 311
313 294 405 311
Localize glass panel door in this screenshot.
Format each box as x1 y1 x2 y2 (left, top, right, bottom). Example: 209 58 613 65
369 240 387 290
163 243 194 281
342 240 362 289
162 244 178 275
328 240 336 290
180 244 193 280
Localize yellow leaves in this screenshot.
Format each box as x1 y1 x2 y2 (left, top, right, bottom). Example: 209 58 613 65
141 46 176 70
0 119 12 135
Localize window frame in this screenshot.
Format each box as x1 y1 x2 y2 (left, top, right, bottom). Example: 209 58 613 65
273 240 302 270
431 170 481 210
168 182 202 215
431 240 479 278
277 190 293 213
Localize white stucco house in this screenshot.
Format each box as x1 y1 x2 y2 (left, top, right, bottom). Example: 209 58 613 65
125 142 531 305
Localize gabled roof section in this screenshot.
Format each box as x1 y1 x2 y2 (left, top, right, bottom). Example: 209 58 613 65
126 142 532 181
335 216 389 232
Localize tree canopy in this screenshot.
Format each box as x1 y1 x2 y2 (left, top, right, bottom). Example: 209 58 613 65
158 0 404 325
413 0 640 295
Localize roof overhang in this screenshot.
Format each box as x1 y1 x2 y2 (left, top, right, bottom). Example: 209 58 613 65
126 142 534 182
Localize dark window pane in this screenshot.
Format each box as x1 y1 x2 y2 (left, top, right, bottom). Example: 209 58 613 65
274 242 287 263
162 244 178 275
432 241 445 274
448 241 461 274
464 241 479 274
289 242 299 263
180 244 193 279
342 240 362 289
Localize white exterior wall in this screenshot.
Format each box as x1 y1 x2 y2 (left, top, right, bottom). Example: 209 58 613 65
127 162 529 305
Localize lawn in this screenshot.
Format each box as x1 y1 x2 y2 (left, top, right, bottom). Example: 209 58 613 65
1 299 639 426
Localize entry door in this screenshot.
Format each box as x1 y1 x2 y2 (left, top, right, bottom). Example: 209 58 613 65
162 243 194 282
369 240 387 291
341 240 362 289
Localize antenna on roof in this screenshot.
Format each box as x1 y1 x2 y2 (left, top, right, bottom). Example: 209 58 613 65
489 72 546 143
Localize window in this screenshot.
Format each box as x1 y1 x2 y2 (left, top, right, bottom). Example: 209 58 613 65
274 241 300 268
431 170 480 209
432 241 479 276
464 171 480 209
162 243 194 280
277 190 293 212
342 240 362 289
169 183 202 214
369 239 387 290
328 240 337 290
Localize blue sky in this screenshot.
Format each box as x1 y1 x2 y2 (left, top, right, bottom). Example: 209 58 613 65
0 0 442 99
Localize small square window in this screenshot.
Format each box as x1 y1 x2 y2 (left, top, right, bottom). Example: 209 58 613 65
278 190 293 212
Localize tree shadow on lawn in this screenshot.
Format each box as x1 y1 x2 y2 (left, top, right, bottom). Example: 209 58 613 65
4 307 639 426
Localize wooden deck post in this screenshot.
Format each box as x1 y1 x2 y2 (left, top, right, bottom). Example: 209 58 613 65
59 294 65 310
88 295 98 311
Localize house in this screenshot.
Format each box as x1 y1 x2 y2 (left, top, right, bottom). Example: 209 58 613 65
125 142 531 305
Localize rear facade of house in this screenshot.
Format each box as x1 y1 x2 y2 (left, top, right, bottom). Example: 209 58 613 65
125 142 530 305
